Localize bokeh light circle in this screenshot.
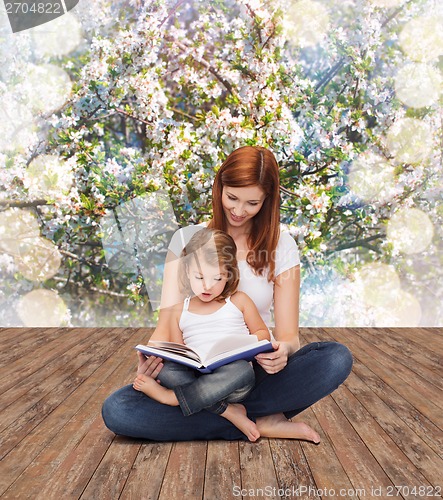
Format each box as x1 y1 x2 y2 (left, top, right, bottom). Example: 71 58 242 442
24 64 72 114
394 63 442 108
16 237 62 282
286 0 330 48
0 97 36 152
387 207 434 254
0 209 40 254
31 13 83 58
372 290 422 327
17 289 68 327
25 155 74 199
348 151 395 201
359 262 401 307
385 118 433 165
399 14 443 62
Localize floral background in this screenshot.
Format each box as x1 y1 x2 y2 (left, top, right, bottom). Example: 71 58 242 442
0 0 441 327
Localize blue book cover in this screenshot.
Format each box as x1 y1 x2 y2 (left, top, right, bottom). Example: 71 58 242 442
135 336 274 373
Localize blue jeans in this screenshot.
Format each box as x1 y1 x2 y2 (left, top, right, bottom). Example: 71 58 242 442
157 359 255 416
102 342 353 441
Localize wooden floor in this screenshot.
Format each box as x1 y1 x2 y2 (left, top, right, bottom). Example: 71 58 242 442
0 327 442 500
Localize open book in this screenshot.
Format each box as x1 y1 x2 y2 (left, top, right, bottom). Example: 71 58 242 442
135 335 274 373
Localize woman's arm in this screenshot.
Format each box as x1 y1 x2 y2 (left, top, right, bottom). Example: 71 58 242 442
232 292 270 341
137 304 184 376
138 249 185 374
255 265 301 373
272 265 301 353
149 249 186 342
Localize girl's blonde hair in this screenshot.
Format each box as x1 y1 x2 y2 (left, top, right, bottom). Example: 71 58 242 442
208 145 280 280
178 228 239 301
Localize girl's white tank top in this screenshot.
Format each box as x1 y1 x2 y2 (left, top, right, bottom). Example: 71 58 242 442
179 296 250 356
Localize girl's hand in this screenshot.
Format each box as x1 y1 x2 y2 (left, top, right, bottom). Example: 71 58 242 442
137 351 164 378
255 342 290 374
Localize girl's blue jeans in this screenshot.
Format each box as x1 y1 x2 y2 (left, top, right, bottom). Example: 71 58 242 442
157 359 255 416
102 341 353 441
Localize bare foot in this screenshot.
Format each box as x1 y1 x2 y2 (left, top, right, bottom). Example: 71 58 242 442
133 374 179 406
256 413 320 444
221 404 260 442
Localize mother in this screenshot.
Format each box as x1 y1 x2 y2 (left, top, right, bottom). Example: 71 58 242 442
102 145 353 441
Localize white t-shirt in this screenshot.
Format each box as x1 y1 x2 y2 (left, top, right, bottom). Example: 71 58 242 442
168 225 300 327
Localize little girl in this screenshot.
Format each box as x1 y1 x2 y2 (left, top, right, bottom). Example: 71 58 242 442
133 228 270 441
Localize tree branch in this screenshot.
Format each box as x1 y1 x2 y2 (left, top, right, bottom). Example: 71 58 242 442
0 199 49 209
166 37 237 98
52 277 128 298
327 234 384 254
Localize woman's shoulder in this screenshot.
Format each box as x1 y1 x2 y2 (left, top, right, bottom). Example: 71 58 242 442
274 227 300 275
277 227 298 249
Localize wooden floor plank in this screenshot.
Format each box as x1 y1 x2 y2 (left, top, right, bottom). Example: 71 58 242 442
0 328 128 451
0 327 29 342
157 442 207 499
1 327 441 500
306 326 443 485
36 415 116 499
385 328 442 370
203 440 241 499
331 386 434 494
239 440 280 499
0 329 140 496
386 328 443 357
350 328 443 390
79 436 141 500
322 328 443 429
0 328 105 406
269 439 320 500
311 389 394 494
0 327 51 350
299 408 358 497
351 355 443 458
0 327 66 370
119 442 173 500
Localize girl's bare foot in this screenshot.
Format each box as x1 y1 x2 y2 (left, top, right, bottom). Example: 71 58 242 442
256 413 320 444
221 404 260 442
133 374 179 406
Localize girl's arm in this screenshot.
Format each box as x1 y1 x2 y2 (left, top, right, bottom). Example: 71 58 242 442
254 265 300 374
231 292 270 341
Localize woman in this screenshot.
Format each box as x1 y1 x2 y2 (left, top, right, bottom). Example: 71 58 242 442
102 145 353 442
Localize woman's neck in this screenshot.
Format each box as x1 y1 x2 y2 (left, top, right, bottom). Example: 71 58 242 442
226 221 253 240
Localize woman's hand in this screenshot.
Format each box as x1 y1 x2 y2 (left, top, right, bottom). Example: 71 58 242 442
255 341 291 374
137 351 164 378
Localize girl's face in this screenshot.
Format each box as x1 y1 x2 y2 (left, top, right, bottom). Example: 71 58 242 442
221 185 266 229
187 257 229 302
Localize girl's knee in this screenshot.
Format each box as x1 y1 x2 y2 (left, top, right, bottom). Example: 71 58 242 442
157 361 195 388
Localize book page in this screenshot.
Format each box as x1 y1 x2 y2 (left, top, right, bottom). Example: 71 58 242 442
202 334 259 363
146 340 201 362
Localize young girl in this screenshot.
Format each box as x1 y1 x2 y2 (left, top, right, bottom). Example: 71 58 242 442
133 228 270 441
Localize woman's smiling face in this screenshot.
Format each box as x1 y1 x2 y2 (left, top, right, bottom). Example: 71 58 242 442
221 185 266 228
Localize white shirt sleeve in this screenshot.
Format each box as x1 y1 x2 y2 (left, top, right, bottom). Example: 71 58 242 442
274 231 300 277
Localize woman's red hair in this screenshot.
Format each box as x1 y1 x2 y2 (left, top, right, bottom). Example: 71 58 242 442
209 146 280 280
